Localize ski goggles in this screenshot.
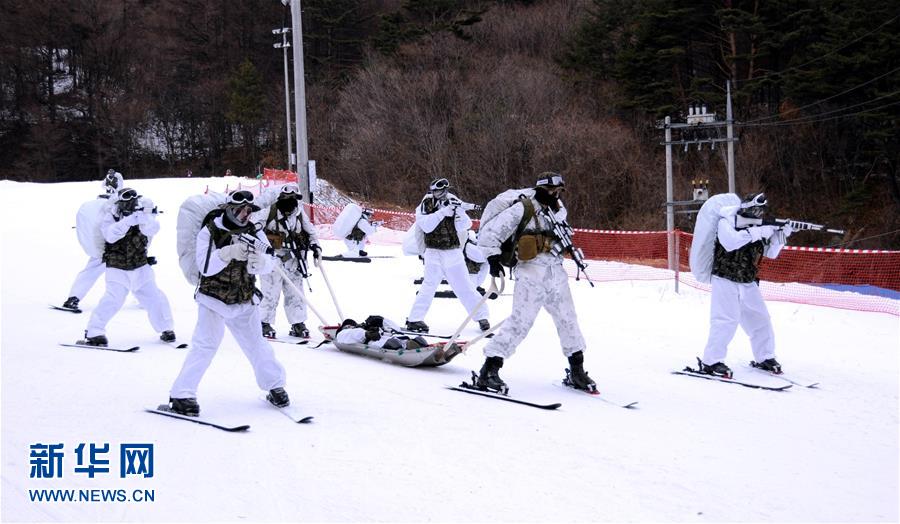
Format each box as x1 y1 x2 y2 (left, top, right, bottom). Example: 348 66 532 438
280 184 301 196
740 193 767 209
536 172 565 188
429 178 450 191
228 190 256 205
118 188 139 201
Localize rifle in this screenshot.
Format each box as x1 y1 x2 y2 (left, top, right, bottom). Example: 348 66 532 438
276 216 310 279
539 207 594 287
734 215 845 235
441 195 482 212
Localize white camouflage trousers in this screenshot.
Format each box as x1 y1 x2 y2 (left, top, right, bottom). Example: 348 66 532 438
68 256 106 299
86 265 173 338
342 238 366 257
408 248 488 323
702 275 776 365
483 259 585 359
258 259 308 325
170 296 286 399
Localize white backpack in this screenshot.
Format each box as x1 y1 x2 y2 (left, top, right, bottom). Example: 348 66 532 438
76 197 113 258
332 203 362 239
689 193 741 283
479 188 535 228
176 192 228 285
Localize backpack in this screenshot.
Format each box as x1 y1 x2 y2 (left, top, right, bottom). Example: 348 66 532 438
176 192 228 285
333 203 363 239
689 193 741 283
76 197 113 258
479 188 536 267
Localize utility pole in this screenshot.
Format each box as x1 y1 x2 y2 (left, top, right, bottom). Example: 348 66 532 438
288 0 311 203
272 27 293 171
658 83 739 271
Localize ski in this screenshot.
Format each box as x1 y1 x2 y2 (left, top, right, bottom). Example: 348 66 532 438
447 375 561 410
553 382 638 409
158 340 189 349
266 337 310 345
50 304 82 314
320 255 371 263
60 342 139 353
748 362 819 388
261 397 314 423
672 367 792 391
145 405 250 432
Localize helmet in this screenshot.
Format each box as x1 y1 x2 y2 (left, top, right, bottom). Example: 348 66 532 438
361 207 374 218
535 171 565 189
224 190 261 227
116 188 140 216
429 178 450 198
739 192 768 218
278 183 302 200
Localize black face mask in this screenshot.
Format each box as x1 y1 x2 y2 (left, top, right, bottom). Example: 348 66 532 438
534 187 561 212
276 197 298 214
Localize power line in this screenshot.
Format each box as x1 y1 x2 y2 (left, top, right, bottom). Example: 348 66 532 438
742 66 900 125
739 98 900 128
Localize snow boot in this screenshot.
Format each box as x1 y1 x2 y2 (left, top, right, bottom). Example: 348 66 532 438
288 322 310 338
160 330 176 343
81 333 108 347
755 358 782 374
565 351 597 392
169 397 199 416
478 319 491 332
266 387 290 408
62 296 80 310
405 320 429 333
261 322 276 339
476 356 508 394
358 250 368 257
697 358 733 378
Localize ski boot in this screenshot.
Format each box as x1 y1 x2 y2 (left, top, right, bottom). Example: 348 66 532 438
476 356 508 394
754 358 783 374
62 296 80 310
266 387 290 408
160 330 176 343
288 322 310 338
697 358 733 379
478 319 491 332
563 351 598 393
358 250 368 257
169 397 199 416
405 320 429 333
80 332 108 347
261 322 276 339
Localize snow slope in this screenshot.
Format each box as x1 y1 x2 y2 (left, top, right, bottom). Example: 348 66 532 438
1 177 897 522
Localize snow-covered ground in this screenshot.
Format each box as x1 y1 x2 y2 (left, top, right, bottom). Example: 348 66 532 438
1 177 897 522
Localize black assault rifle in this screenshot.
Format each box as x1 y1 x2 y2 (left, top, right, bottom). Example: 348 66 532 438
734 215 845 235
539 207 594 287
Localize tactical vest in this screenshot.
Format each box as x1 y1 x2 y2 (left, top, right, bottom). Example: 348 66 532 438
712 238 765 283
347 223 366 242
264 207 309 251
198 222 257 305
102 225 149 270
422 198 459 249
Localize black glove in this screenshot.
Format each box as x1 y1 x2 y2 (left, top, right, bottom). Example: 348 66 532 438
364 327 381 343
364 315 384 329
310 243 322 260
488 255 505 278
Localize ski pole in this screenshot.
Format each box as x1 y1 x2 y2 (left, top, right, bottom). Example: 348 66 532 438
314 256 345 320
444 277 504 353
275 263 331 326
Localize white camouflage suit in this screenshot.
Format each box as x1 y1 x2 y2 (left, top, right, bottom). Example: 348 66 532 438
477 196 585 359
257 205 319 326
407 193 488 324
702 219 789 366
85 203 174 338
342 215 377 257
170 216 284 399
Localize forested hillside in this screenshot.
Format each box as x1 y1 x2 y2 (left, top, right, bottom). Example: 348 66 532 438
1 0 898 247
